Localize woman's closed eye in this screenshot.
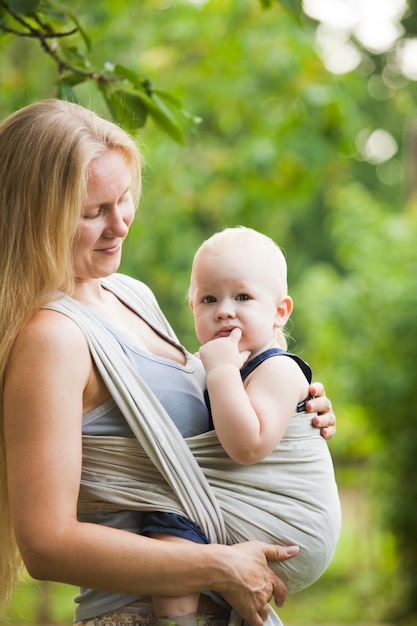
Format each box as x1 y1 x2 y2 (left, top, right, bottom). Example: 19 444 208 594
82 190 131 220
82 207 105 220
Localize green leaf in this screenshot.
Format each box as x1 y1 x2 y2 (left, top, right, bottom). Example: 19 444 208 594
153 88 183 110
113 63 148 91
37 4 67 23
8 0 40 14
66 10 92 52
100 87 148 133
107 66 185 143
152 89 201 129
260 0 303 17
129 88 184 145
57 80 79 103
57 71 87 87
59 44 91 70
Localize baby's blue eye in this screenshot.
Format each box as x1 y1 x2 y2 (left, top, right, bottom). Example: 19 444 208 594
236 294 250 301
202 296 216 304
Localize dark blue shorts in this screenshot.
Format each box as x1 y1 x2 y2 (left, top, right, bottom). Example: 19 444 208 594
141 512 210 544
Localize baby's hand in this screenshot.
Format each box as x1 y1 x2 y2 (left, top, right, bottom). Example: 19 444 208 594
199 327 251 372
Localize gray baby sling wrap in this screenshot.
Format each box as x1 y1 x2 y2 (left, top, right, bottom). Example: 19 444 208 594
46 274 341 626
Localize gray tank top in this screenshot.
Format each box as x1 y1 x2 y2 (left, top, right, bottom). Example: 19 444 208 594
82 315 210 439
75 316 210 621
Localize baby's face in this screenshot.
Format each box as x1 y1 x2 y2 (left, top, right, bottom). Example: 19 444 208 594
190 248 289 357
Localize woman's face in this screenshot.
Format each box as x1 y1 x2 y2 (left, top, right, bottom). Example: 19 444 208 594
73 149 137 282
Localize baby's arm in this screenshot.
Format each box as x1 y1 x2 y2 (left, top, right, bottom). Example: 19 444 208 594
199 329 309 465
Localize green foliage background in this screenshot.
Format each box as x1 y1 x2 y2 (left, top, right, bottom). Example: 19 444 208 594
1 0 417 624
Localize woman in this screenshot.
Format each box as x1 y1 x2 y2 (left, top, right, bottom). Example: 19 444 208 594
0 99 337 626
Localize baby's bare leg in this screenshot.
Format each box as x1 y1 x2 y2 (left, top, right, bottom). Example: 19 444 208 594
149 532 200 618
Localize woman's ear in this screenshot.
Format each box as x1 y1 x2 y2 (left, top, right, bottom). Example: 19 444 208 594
275 295 293 328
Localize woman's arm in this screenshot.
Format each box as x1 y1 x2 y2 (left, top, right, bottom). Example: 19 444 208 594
3 310 296 626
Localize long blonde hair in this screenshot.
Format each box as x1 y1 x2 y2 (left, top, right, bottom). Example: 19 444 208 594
0 99 142 610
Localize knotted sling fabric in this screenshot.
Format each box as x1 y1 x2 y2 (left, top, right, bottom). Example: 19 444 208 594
45 273 341 625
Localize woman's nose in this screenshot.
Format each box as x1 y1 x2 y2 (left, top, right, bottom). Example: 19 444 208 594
104 207 130 237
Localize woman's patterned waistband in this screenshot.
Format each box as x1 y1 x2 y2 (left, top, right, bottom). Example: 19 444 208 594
74 610 230 626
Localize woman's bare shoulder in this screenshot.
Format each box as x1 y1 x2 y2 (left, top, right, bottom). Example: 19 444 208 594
19 307 86 346
9 308 90 380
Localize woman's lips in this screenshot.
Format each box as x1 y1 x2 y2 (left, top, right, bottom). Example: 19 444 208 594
95 242 122 255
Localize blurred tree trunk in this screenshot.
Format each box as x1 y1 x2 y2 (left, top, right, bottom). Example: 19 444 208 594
37 581 53 624
405 114 417 207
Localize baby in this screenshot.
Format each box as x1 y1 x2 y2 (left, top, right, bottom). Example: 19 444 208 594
142 226 341 624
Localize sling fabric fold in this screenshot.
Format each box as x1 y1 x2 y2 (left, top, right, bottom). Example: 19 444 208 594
46 274 341 625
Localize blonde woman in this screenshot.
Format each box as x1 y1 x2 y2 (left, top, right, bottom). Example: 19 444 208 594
0 100 337 626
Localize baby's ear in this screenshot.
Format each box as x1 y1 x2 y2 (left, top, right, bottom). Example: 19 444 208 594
189 299 194 311
275 296 293 327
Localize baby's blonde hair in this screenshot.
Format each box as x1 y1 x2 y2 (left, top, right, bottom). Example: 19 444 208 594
189 226 290 349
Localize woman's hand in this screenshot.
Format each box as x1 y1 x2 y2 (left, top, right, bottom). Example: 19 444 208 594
216 541 299 626
306 381 336 440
